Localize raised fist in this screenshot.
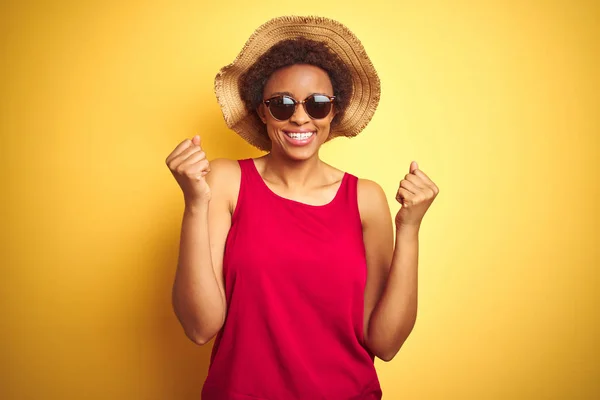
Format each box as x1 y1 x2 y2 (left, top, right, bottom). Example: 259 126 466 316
165 135 212 204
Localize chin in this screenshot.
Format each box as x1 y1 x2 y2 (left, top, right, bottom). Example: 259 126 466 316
285 148 317 161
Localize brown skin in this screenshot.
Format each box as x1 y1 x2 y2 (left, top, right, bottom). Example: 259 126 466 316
254 64 343 204
166 63 439 360
258 64 334 161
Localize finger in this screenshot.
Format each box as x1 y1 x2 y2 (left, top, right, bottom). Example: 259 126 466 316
410 161 418 174
185 160 211 176
178 151 207 170
165 139 193 165
413 169 434 186
169 146 202 169
396 187 413 205
400 179 419 195
192 134 201 147
413 170 439 194
405 173 427 189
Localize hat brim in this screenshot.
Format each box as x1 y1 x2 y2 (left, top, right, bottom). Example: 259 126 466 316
214 15 381 151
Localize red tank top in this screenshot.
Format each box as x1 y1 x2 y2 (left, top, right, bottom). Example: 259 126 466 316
201 159 382 399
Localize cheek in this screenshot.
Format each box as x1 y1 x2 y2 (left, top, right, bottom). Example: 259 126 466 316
317 117 333 134
265 120 285 138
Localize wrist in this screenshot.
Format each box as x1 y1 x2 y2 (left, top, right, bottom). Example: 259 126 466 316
395 223 420 237
184 198 210 214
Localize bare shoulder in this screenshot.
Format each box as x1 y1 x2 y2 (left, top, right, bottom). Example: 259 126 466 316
357 178 391 226
206 158 241 213
206 158 241 187
208 157 240 174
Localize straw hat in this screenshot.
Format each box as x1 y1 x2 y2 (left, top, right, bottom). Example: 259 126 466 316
214 15 381 151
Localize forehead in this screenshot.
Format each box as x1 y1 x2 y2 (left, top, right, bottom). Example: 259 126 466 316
263 64 333 97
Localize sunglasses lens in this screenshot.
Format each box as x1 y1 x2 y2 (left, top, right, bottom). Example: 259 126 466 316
305 95 333 119
268 96 296 120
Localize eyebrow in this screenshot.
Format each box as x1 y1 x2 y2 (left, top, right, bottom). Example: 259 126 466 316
266 91 295 98
264 91 333 99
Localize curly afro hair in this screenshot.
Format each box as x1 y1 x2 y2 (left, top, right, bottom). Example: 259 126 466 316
239 38 354 128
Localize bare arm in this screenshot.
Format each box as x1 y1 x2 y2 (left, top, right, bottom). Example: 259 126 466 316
173 200 228 345
166 137 239 345
359 163 438 362
365 210 420 362
358 179 400 361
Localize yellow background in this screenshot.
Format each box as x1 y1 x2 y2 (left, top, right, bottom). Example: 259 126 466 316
2 0 598 398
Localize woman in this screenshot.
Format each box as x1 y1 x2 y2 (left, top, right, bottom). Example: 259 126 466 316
165 16 438 399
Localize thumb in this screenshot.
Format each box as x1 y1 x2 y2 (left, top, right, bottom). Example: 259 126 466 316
410 160 418 173
192 134 201 146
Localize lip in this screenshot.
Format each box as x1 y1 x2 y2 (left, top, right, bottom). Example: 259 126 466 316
282 129 315 134
282 130 316 147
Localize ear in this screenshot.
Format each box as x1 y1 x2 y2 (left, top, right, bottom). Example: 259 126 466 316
257 103 267 124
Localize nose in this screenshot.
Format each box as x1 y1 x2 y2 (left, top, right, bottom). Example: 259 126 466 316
289 102 310 125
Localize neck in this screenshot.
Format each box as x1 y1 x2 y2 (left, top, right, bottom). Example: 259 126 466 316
261 151 324 188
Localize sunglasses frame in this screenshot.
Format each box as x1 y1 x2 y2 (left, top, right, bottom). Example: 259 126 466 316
263 94 336 121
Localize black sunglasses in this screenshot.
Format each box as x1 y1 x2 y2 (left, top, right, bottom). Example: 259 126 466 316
263 94 336 121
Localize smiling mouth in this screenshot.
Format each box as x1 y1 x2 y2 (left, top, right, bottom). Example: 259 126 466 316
284 131 315 140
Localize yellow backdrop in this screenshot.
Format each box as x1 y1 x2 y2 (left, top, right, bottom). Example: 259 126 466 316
2 0 598 398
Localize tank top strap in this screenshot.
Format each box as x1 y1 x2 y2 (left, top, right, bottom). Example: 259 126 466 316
338 172 362 228
237 158 260 184
231 158 259 223
342 172 359 203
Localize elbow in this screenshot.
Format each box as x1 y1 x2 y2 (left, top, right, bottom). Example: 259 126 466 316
377 348 400 362
172 293 225 346
182 320 222 346
187 330 216 346
366 337 401 363
172 307 223 346
369 324 416 362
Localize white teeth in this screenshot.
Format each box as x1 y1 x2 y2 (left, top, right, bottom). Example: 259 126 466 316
287 132 314 140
